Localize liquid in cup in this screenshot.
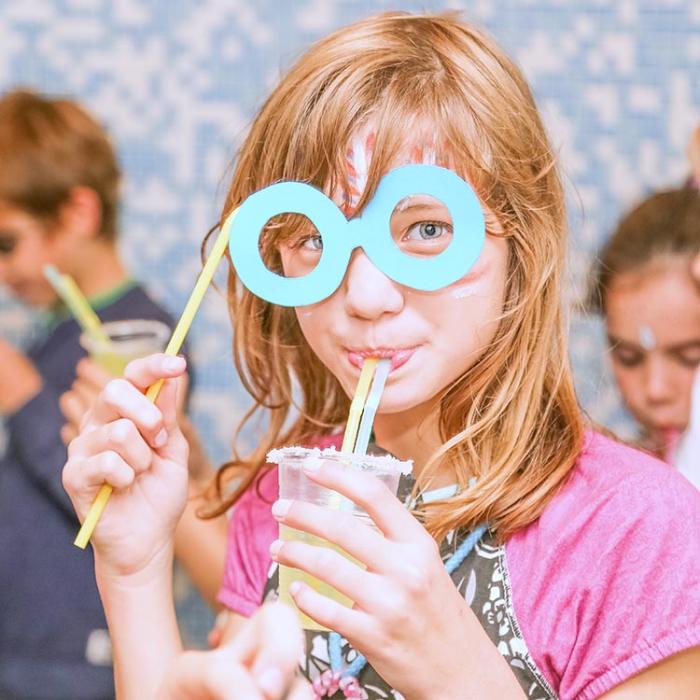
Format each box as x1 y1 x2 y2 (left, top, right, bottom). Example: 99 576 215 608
79 319 171 376
267 446 411 631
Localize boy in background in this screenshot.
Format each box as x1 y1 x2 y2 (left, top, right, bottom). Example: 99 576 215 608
0 89 224 699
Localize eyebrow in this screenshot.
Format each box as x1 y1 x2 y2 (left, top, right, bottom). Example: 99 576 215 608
607 334 700 353
394 195 447 212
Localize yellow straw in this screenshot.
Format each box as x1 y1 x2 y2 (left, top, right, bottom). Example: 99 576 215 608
43 265 110 344
74 214 236 549
341 358 379 453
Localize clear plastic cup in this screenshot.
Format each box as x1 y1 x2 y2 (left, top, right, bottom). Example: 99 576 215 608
267 445 411 631
79 319 171 376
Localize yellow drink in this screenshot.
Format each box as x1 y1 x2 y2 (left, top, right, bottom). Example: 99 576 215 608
92 350 139 376
278 524 364 631
268 446 409 631
80 320 171 377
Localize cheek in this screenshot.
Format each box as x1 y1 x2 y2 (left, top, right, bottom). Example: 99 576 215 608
294 303 333 357
611 364 643 404
15 242 49 278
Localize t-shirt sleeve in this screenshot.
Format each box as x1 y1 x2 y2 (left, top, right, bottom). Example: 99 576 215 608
217 467 279 617
506 434 700 700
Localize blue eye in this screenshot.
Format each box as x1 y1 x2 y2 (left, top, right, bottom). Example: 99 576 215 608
405 221 452 241
301 235 323 251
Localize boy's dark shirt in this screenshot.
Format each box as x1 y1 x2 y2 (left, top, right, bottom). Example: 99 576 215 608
0 283 176 700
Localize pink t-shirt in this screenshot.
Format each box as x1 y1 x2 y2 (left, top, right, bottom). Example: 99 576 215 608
218 431 700 699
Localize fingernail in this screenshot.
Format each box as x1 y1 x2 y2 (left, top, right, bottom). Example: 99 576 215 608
269 539 283 558
153 428 168 448
271 499 291 518
289 581 302 596
256 667 285 697
163 356 184 372
302 456 323 473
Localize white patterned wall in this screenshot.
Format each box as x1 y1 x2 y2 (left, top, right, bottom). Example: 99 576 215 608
1 0 699 643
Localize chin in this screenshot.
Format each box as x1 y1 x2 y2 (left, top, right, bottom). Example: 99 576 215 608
376 385 436 415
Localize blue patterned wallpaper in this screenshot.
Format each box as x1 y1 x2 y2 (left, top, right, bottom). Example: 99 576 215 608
1 0 699 644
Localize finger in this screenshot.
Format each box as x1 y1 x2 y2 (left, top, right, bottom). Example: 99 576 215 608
62 450 136 499
59 390 88 429
153 376 189 461
71 377 100 409
61 423 78 446
269 537 380 611
76 357 112 391
229 603 304 698
290 580 369 642
301 459 420 542
91 378 167 450
284 678 313 700
71 419 153 475
123 353 186 392
157 649 263 700
271 499 389 572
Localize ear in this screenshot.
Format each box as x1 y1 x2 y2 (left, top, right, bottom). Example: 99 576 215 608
57 186 103 242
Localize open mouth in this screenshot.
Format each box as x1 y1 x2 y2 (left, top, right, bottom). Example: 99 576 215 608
346 346 418 371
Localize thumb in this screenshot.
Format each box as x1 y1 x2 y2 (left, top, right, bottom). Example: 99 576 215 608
153 376 188 463
229 604 304 698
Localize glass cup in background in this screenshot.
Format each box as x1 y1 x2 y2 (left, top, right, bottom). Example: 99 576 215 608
267 446 411 631
79 319 171 376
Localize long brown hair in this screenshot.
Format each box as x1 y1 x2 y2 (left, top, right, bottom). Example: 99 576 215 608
202 11 584 542
589 187 700 313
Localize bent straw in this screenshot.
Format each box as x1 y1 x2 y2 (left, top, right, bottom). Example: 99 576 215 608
340 358 378 453
43 265 110 344
73 213 236 549
353 358 391 456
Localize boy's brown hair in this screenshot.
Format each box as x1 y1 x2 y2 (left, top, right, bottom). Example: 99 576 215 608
0 88 121 239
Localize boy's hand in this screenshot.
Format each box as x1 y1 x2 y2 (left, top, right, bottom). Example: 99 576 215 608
0 338 41 415
62 353 190 577
59 358 112 444
157 604 310 700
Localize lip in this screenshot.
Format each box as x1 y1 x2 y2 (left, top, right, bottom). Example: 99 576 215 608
346 346 419 371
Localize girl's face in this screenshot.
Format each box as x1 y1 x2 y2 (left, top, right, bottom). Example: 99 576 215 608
605 259 700 444
277 142 509 418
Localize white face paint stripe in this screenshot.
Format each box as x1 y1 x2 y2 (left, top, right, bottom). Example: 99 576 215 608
451 285 478 299
639 325 656 350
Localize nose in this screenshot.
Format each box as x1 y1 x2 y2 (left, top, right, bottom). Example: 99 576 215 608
643 355 676 405
342 249 404 320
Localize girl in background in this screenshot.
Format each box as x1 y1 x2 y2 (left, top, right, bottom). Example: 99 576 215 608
590 187 700 481
63 12 700 699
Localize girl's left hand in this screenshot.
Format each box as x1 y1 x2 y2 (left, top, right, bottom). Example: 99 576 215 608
269 459 522 700
158 603 311 700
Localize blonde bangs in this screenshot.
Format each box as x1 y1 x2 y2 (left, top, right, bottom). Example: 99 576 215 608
203 11 583 541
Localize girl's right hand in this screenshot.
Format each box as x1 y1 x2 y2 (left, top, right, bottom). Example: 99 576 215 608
62 353 190 578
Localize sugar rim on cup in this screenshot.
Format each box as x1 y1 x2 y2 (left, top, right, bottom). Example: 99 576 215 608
267 445 413 476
